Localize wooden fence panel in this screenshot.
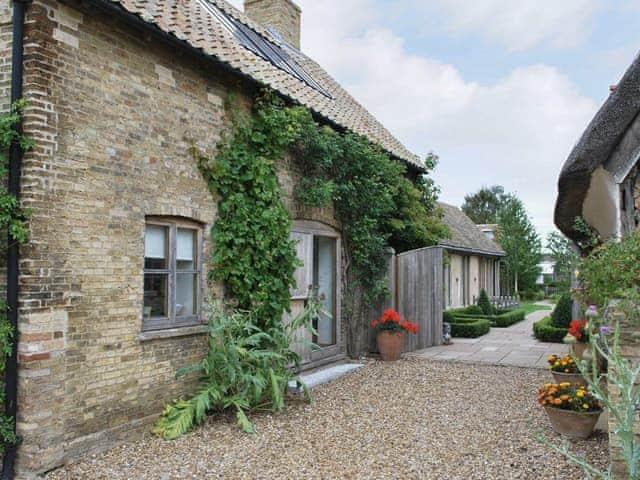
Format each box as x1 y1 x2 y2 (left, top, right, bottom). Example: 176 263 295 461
396 246 443 351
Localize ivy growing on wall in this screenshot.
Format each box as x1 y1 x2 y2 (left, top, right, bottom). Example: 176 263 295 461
0 100 32 452
194 92 307 328
196 90 447 353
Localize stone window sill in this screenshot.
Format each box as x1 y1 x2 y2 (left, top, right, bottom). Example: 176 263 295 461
137 325 208 342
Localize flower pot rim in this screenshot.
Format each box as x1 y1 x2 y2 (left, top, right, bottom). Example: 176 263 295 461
550 370 582 376
543 405 602 415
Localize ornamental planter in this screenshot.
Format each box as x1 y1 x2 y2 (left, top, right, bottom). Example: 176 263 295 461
376 330 404 361
571 342 589 361
544 407 602 439
551 371 586 387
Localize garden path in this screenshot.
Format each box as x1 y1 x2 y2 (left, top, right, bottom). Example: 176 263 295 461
410 307 569 368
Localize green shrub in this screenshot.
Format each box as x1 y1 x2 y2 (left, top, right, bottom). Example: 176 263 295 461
533 316 566 343
492 309 526 327
450 318 490 338
551 293 572 329
477 289 493 315
443 306 484 323
153 301 315 439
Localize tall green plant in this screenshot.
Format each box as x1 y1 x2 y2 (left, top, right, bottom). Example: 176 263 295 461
153 300 317 439
550 293 572 329
477 289 493 315
497 194 542 293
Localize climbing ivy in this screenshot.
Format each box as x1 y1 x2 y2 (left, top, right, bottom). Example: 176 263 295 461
194 92 307 328
196 90 447 352
0 100 32 453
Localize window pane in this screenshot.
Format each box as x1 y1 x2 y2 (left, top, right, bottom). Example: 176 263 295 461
176 273 197 317
145 225 168 269
313 236 336 347
177 229 196 271
144 273 168 318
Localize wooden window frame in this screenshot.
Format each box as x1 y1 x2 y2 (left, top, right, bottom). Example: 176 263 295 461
143 217 204 331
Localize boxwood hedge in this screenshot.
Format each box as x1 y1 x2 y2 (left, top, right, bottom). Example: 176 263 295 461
450 319 491 338
533 316 566 343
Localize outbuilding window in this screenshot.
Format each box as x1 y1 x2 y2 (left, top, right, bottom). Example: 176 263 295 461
143 218 203 331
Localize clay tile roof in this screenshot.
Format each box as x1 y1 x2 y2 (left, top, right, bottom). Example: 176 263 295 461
438 202 505 257
105 0 424 170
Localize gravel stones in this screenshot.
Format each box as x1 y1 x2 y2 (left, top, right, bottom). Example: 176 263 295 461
46 358 609 479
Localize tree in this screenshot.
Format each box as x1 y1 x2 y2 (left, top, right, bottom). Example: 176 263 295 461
477 289 493 315
496 195 542 293
461 185 506 224
546 231 578 287
550 293 572 328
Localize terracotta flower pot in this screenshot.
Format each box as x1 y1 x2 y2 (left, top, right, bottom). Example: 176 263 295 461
544 406 601 439
572 343 588 361
551 371 586 387
377 330 404 361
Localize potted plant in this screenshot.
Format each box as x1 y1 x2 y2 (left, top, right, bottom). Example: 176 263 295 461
564 318 589 360
537 382 602 439
371 308 418 361
547 354 585 386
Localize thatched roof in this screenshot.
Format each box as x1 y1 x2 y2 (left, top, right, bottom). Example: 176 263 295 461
554 50 640 238
438 203 505 257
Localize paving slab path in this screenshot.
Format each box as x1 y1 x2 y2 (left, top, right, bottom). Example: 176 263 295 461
410 306 569 368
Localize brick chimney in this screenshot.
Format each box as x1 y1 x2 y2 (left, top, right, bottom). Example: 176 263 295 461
244 0 301 49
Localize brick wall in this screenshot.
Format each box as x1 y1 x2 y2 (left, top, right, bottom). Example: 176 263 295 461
6 1 341 476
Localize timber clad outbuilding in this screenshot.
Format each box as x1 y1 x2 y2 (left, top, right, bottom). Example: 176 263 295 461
438 203 504 308
0 0 425 475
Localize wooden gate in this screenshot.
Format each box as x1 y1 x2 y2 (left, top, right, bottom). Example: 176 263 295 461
396 246 444 351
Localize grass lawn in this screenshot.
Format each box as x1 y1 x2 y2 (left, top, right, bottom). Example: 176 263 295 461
519 301 553 314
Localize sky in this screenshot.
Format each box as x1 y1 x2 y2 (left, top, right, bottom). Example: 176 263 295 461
227 0 640 240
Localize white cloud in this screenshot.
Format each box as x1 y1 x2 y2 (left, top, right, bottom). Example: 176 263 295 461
226 0 599 236
420 0 601 51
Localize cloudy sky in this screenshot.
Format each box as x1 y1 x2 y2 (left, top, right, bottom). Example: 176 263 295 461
228 0 639 239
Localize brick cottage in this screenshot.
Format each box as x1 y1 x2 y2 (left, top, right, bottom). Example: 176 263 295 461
0 0 426 476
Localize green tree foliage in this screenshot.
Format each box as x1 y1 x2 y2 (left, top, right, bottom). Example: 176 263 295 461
578 230 640 307
496 194 542 294
477 288 493 315
546 231 578 289
550 293 573 328
153 301 316 439
461 185 506 224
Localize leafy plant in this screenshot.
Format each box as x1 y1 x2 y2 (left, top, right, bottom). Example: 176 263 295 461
194 92 305 329
550 293 572 329
537 299 640 479
477 288 493 315
153 299 317 439
533 316 568 343
577 230 640 307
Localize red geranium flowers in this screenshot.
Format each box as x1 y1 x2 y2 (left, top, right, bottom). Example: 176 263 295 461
568 319 588 341
370 308 418 334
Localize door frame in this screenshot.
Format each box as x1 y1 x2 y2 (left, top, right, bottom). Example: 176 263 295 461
291 220 342 364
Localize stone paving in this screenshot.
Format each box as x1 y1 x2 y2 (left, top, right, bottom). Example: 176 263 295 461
410 306 569 368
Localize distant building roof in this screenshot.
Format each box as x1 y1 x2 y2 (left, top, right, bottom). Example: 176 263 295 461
99 0 424 171
438 203 505 257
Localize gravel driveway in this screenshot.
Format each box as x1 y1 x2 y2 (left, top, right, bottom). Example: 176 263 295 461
46 359 608 480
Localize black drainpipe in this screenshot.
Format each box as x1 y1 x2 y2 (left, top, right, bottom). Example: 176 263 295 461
2 1 27 479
